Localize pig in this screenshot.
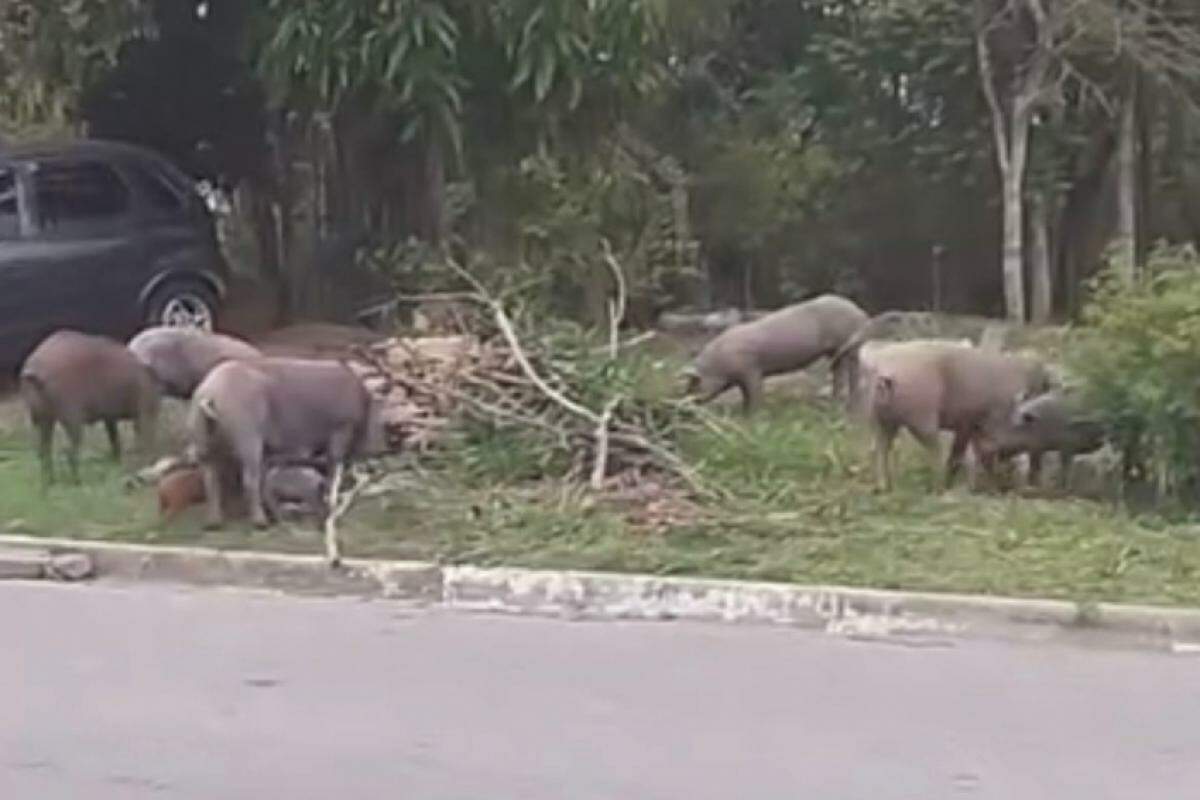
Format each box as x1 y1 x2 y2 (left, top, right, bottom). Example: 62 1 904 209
684 294 869 413
984 390 1106 489
186 356 393 530
263 462 330 523
127 326 262 399
863 340 1054 491
19 330 161 485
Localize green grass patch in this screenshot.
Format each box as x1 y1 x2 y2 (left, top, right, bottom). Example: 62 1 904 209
5 392 1200 608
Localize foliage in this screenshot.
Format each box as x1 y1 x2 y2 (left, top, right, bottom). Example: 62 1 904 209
80 4 267 187
1068 243 1200 496
253 0 683 163
0 0 147 139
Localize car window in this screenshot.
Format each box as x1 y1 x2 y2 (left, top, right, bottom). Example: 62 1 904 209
31 159 130 232
0 167 18 240
127 162 185 215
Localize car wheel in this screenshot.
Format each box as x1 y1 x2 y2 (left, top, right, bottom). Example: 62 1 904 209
146 282 218 331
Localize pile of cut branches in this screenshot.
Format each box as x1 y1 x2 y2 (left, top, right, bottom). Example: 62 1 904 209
349 248 709 496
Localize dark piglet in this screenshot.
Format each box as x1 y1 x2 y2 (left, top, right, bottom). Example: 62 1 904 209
986 390 1106 489
263 462 329 523
20 330 161 485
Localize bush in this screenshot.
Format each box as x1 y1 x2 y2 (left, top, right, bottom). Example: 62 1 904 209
1067 243 1200 497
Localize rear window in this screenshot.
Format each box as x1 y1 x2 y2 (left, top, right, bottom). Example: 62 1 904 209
127 162 185 215
0 168 18 239
31 159 130 231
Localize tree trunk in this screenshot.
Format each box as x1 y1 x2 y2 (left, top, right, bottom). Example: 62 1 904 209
976 7 1039 323
1029 193 1052 323
1054 128 1117 316
1137 78 1153 265
1114 71 1138 278
397 134 446 244
1000 170 1027 322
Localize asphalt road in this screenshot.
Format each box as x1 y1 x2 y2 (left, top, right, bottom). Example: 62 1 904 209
3 582 1200 799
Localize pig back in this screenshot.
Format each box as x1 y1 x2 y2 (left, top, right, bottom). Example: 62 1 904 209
861 341 951 424
939 348 1049 430
253 358 374 455
129 327 261 398
22 330 155 421
700 295 867 378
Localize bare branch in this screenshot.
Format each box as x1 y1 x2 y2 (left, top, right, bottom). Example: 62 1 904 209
444 256 603 426
600 238 627 360
589 394 623 490
976 6 1013 173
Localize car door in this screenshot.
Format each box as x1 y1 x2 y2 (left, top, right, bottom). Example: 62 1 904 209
18 156 147 343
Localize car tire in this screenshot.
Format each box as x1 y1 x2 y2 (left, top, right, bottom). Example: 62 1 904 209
145 281 219 331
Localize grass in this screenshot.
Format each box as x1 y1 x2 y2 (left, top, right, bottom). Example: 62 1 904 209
5 376 1200 609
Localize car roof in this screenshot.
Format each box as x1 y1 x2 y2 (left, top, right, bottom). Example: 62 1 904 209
2 137 160 162
0 137 199 193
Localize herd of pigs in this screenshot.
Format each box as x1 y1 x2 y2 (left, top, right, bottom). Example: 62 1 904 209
11 294 1101 543
17 327 395 533
684 294 1103 491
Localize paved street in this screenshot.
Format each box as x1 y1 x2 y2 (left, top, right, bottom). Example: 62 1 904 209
3 581 1200 799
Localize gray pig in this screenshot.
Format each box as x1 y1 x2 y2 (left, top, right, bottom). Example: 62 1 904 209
864 340 1054 491
986 390 1106 489
127 326 262 399
187 357 392 529
685 294 869 413
263 461 330 523
20 330 161 484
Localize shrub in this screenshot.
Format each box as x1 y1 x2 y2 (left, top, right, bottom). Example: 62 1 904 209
1067 243 1200 497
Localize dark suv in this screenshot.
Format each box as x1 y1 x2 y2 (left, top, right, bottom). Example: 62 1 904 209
0 139 230 375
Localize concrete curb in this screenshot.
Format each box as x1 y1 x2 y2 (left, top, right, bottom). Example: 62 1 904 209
3 534 1200 650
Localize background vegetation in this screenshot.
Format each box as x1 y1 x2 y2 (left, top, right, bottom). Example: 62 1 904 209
5 0 1200 325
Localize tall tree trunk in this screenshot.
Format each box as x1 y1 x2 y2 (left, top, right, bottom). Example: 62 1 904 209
397 134 446 244
1029 192 1052 323
1000 127 1029 322
1137 78 1153 265
976 5 1044 323
1114 70 1139 278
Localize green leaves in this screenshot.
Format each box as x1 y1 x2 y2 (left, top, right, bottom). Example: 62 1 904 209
1069 243 1200 496
254 0 673 168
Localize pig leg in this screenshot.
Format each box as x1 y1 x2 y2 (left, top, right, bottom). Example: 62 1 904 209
944 428 971 490
201 462 225 529
1027 450 1044 488
241 455 270 529
738 372 765 415
906 423 942 491
104 420 122 463
872 421 899 491
1057 451 1073 491
62 418 83 485
34 420 54 487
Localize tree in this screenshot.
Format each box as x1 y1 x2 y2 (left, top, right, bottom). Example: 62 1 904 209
974 0 1062 322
